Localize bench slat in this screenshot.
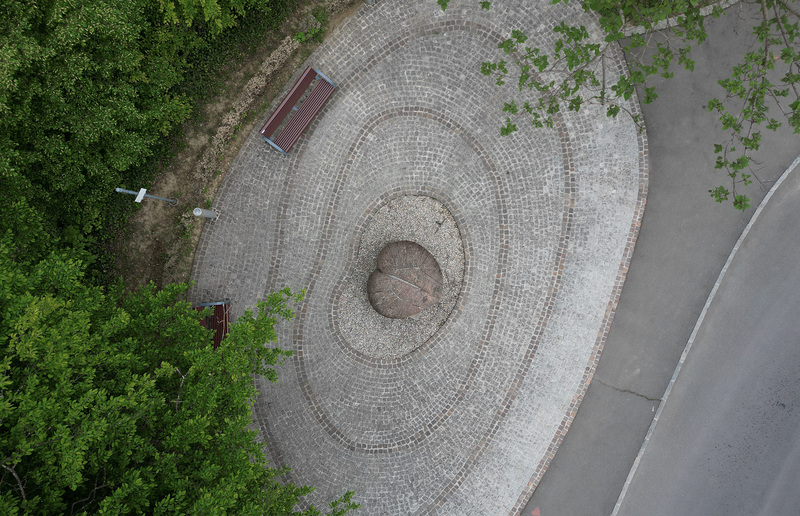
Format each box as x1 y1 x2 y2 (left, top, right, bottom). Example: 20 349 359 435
260 67 317 139
273 82 334 151
273 80 335 152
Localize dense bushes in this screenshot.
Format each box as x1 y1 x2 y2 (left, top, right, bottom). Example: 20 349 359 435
0 0 291 262
0 1 359 513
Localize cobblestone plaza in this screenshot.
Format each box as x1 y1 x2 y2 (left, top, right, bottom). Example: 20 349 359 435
190 0 648 513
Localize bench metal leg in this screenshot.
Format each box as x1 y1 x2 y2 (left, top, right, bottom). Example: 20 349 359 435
313 68 337 88
263 136 288 156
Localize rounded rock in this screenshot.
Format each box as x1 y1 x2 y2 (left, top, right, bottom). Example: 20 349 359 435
367 241 443 318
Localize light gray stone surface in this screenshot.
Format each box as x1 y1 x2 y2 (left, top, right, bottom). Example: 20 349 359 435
189 0 647 513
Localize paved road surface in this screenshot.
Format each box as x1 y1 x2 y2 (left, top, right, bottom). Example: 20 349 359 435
616 160 800 516
524 3 800 515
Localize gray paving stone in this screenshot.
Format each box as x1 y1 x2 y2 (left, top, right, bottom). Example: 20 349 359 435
189 0 648 514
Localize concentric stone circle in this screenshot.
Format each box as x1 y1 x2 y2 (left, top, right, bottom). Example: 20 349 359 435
189 0 648 514
339 195 464 359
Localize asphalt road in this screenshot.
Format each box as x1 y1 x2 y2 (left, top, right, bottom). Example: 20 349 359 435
616 159 800 516
523 3 800 515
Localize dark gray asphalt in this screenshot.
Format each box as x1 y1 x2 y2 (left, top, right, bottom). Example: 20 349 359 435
615 158 800 516
523 3 799 516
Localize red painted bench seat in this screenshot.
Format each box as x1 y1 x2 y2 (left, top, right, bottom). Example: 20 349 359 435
260 66 336 154
193 300 230 349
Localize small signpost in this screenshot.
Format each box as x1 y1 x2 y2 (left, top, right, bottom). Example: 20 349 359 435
115 187 178 206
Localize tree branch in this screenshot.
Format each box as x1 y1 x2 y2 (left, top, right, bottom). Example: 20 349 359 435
71 480 108 515
771 0 800 98
2 463 26 500
775 0 800 18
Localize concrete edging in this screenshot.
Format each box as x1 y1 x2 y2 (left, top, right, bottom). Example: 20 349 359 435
610 152 800 516
623 0 739 36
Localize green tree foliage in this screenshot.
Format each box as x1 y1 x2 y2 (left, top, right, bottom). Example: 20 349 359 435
0 0 193 249
450 0 800 211
0 0 291 260
160 0 281 35
0 234 358 514
0 0 358 512
706 0 799 210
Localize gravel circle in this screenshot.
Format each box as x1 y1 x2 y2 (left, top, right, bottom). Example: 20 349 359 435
337 195 464 359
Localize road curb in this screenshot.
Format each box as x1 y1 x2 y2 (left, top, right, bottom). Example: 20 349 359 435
610 152 800 516
622 0 739 36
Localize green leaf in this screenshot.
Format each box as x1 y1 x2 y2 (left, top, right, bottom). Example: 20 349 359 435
643 86 658 104
503 101 519 114
500 118 518 136
498 39 516 54
733 195 751 211
709 186 730 203
707 98 723 112
511 30 528 44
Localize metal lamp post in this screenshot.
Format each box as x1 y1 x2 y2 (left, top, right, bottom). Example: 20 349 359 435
115 187 178 206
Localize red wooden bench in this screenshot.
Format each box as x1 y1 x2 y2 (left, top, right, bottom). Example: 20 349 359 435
260 66 336 155
193 299 230 349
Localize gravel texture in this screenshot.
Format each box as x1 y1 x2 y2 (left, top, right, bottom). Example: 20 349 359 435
343 196 463 358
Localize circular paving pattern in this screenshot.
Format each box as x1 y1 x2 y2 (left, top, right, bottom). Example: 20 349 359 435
189 0 648 514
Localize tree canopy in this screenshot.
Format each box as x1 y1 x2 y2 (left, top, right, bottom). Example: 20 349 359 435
0 0 358 513
1 0 189 248
0 236 357 514
160 0 279 34
0 0 289 259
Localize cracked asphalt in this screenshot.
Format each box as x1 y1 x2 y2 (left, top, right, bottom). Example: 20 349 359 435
523 3 800 515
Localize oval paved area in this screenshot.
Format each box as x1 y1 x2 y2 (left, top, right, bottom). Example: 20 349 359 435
190 0 647 514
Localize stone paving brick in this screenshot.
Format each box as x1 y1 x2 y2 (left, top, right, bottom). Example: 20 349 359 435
189 0 648 514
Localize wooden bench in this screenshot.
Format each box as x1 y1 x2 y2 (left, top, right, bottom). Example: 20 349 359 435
260 66 336 155
193 300 230 349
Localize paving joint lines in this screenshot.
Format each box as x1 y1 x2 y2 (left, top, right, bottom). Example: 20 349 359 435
189 0 648 514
